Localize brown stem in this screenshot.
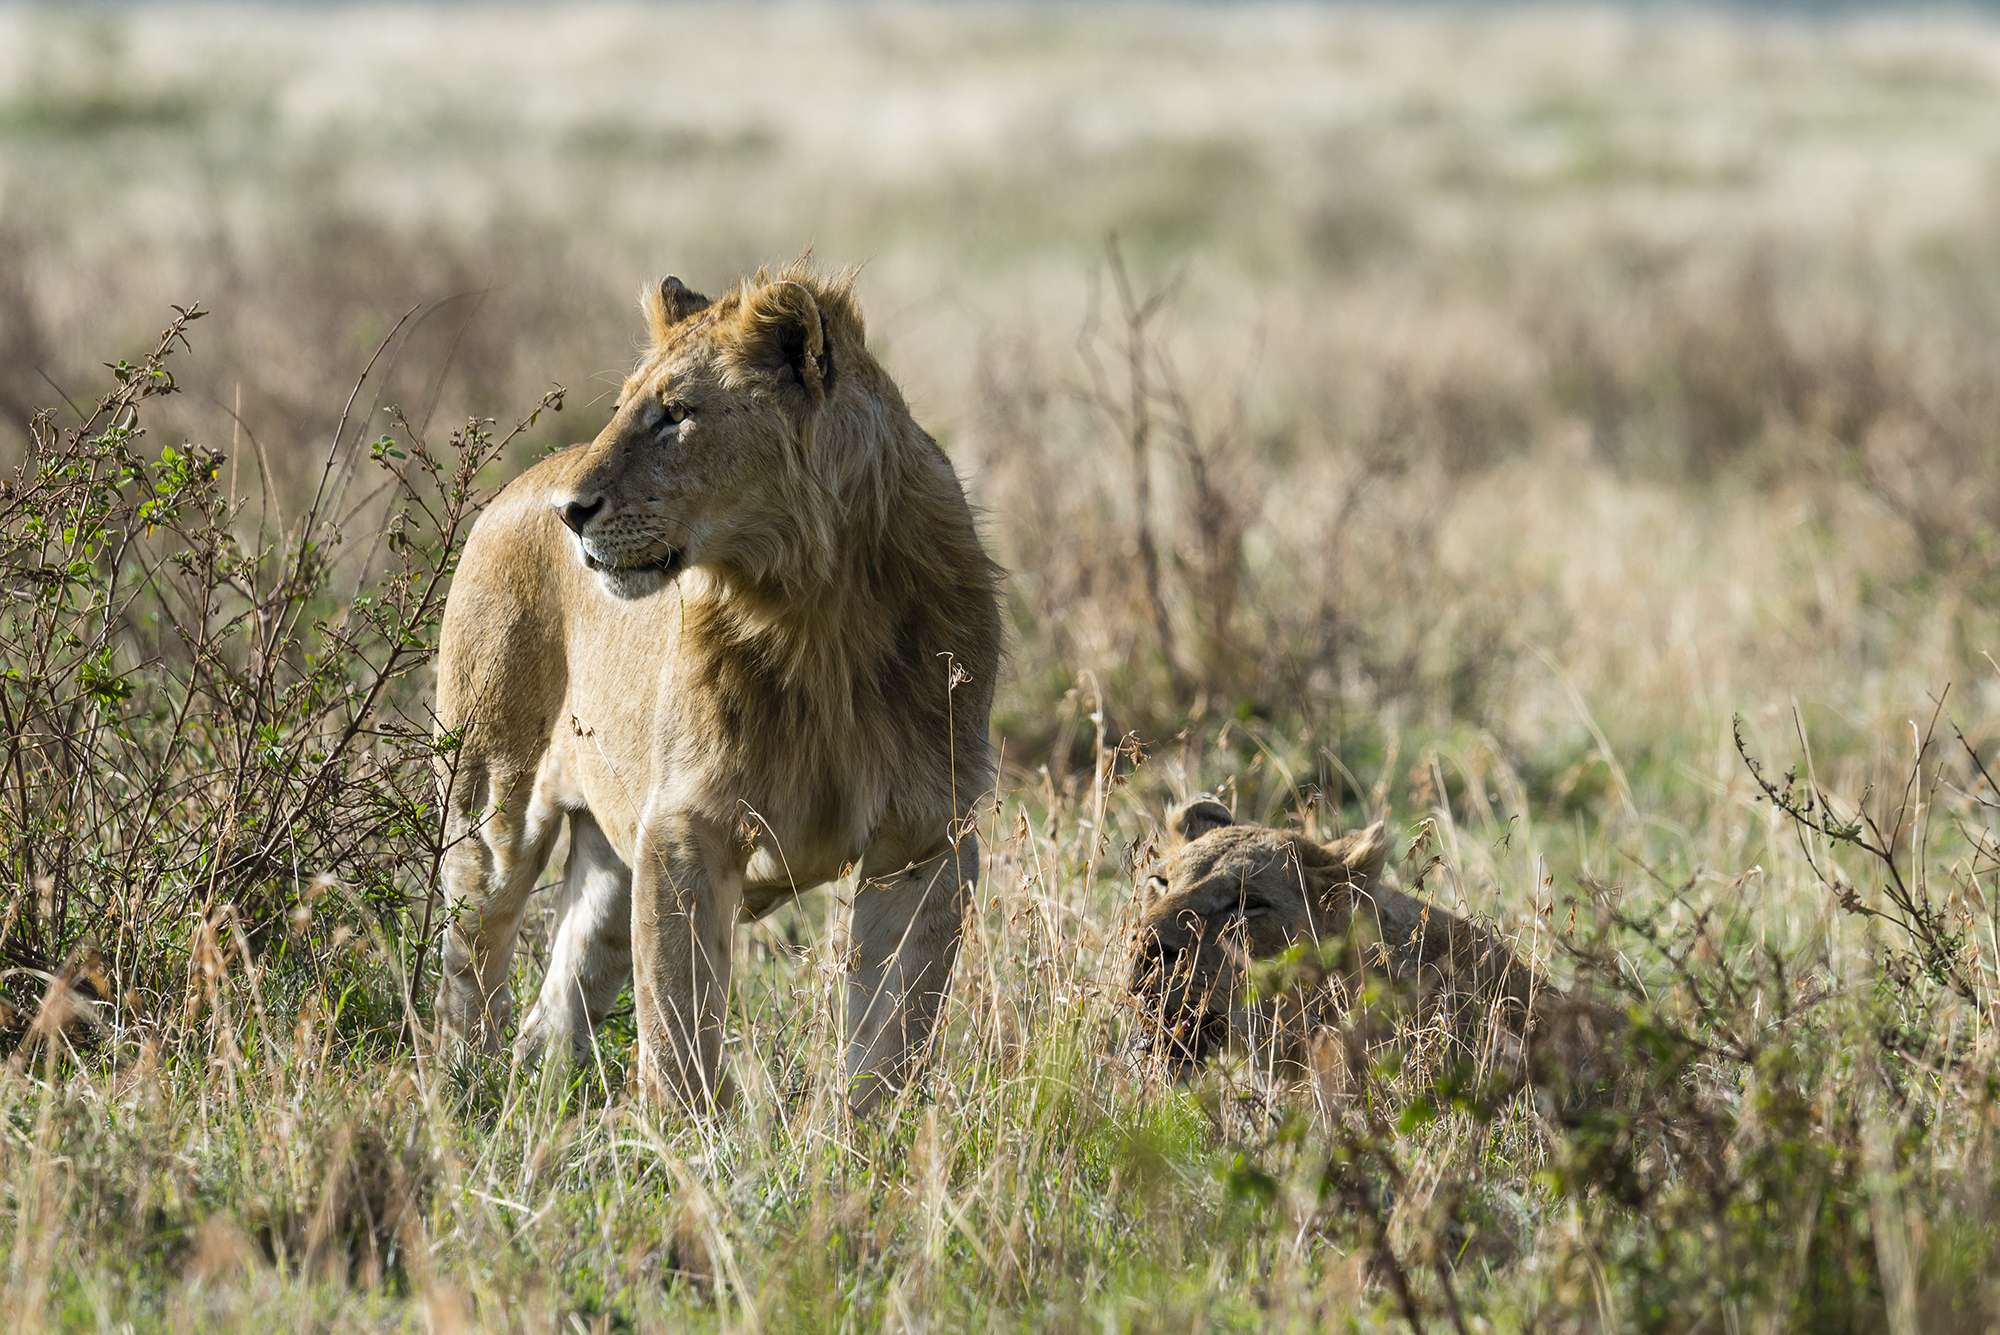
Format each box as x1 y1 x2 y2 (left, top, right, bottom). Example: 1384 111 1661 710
1105 238 1187 705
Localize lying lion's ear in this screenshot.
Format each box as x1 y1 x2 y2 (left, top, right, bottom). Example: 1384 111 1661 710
642 275 711 344
1167 796 1235 847
1325 821 1390 886
729 279 833 411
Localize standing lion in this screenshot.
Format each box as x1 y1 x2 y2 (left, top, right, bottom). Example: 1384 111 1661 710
433 263 1000 1113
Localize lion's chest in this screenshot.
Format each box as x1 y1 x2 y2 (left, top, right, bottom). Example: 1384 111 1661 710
559 626 894 884
741 763 876 886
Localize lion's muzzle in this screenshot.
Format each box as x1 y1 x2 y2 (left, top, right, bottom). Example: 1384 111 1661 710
551 489 688 584
1127 921 1237 1071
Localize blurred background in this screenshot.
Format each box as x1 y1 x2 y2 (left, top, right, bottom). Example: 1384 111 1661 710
6 1 2000 816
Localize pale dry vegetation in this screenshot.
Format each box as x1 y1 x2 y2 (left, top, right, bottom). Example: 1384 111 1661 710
10 4 2000 1331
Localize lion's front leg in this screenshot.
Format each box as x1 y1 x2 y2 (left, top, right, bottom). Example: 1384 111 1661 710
845 831 979 1113
630 810 743 1112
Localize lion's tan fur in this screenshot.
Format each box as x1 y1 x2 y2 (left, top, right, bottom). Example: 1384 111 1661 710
1128 799 1623 1096
434 262 1000 1111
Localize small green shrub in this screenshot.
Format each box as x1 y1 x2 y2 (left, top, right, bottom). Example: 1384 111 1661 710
0 305 562 1044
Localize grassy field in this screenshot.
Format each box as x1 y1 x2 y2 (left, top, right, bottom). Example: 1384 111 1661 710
10 3 2000 1330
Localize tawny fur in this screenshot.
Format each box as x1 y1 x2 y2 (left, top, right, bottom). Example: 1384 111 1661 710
433 262 1001 1113
1128 799 1623 1096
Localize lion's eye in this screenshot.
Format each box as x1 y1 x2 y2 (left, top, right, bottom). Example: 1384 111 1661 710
662 402 689 425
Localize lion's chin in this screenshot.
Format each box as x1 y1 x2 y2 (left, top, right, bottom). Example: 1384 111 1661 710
588 547 688 600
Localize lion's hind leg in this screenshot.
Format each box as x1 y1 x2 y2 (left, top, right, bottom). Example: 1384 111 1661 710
514 811 635 1068
844 832 978 1114
436 763 565 1056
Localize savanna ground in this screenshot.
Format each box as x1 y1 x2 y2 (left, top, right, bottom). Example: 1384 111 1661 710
8 3 2000 1330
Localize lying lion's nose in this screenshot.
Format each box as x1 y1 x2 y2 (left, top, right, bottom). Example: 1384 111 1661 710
555 495 604 535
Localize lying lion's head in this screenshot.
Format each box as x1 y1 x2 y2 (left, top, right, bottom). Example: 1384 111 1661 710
1128 800 1635 1107
552 263 876 600
1127 798 1389 1067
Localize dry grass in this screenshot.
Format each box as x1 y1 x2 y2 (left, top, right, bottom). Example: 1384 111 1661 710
10 3 2000 1330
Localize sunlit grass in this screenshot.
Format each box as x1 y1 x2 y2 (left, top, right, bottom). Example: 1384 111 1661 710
9 3 2000 1330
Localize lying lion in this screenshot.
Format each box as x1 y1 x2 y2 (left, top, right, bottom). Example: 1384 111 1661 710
1127 798 1625 1101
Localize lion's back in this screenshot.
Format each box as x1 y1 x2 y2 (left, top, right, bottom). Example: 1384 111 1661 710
435 447 588 758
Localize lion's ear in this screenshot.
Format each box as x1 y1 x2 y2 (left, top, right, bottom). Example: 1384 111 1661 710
1167 796 1235 847
728 279 833 411
1324 822 1390 887
642 275 711 344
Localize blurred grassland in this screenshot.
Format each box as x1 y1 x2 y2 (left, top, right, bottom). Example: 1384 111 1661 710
12 3 2000 787
9 3 2000 1331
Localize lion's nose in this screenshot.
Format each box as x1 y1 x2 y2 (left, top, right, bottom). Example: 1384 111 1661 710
555 495 604 535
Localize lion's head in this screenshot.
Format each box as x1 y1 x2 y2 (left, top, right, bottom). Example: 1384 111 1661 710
1127 798 1389 1067
551 264 878 600
1127 800 1634 1105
